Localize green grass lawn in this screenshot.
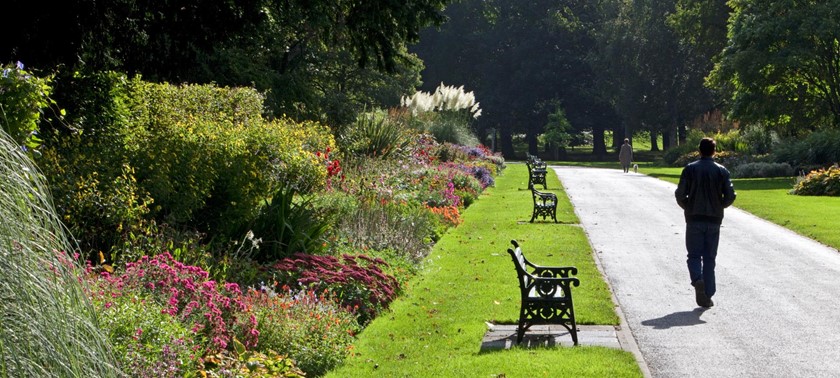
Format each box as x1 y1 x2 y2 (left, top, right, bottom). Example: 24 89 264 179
327 164 642 377
641 166 840 251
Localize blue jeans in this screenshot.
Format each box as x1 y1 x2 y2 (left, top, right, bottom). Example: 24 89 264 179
685 221 720 298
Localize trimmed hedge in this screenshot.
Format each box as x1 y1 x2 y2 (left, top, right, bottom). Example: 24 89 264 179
732 162 794 178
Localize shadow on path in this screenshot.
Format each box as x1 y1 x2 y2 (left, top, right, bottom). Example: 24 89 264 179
641 309 708 329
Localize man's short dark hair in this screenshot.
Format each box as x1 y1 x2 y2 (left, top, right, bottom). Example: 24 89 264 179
699 137 716 157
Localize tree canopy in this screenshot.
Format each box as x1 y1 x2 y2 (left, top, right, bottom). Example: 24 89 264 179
710 0 840 135
2 0 446 127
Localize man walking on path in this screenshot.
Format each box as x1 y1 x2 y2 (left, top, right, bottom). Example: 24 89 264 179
674 137 736 308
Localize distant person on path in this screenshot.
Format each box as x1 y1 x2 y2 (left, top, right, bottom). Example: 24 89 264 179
674 137 736 308
619 138 633 173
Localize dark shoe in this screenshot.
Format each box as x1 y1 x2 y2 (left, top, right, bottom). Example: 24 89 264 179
692 280 713 307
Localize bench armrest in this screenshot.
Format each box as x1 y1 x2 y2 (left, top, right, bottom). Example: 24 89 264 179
532 189 556 203
528 276 580 298
532 266 578 278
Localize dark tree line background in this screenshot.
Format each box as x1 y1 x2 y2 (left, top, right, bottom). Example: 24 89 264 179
413 0 840 158
5 0 840 159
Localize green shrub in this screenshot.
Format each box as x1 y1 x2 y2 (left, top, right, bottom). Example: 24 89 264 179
92 293 200 376
129 82 332 236
773 129 840 170
249 289 359 377
740 123 776 155
792 165 840 196
39 74 335 258
732 162 795 178
0 62 54 148
712 129 749 154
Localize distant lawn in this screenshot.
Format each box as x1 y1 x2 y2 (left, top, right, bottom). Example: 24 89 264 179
641 166 840 251
327 164 642 378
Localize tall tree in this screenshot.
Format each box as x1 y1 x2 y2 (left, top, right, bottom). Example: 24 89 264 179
413 0 614 158
709 0 840 135
594 0 716 150
2 0 446 126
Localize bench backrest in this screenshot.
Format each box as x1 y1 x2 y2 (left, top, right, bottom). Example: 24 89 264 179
507 242 532 292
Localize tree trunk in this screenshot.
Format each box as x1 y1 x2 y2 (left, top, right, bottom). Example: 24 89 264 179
528 132 539 158
500 126 515 159
649 131 659 151
592 125 607 157
662 126 677 150
612 127 623 151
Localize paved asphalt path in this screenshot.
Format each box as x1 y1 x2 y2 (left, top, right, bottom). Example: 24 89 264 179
553 166 840 378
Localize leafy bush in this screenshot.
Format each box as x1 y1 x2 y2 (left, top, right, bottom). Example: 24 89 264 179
90 291 200 376
732 162 795 178
0 61 54 148
248 289 359 377
435 142 470 163
740 123 776 155
772 129 840 170
271 253 401 325
38 74 335 259
129 82 333 236
792 165 840 196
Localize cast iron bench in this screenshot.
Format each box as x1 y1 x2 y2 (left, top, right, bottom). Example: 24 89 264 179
525 156 547 189
507 240 579 345
530 188 557 223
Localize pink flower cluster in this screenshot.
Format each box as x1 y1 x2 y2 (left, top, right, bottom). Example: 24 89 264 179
108 253 258 351
271 253 399 325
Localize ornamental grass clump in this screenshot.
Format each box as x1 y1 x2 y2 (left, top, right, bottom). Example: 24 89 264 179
401 83 482 146
0 128 121 377
271 253 400 325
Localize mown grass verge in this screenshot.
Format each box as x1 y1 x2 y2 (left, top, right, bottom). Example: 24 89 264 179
641 166 840 251
327 164 642 377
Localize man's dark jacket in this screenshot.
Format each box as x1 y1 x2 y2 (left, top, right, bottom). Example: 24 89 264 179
675 156 737 224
